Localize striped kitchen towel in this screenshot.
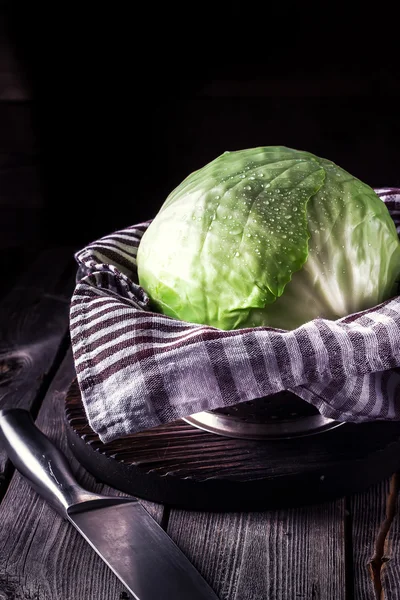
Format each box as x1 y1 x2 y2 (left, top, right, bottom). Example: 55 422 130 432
70 189 400 443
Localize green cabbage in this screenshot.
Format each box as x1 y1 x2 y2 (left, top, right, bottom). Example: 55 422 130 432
137 147 400 330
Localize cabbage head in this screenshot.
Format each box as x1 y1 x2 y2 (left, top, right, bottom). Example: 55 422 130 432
137 147 400 330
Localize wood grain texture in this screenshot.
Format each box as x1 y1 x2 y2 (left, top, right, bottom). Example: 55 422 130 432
0 350 164 600
166 501 346 600
0 164 42 249
350 475 400 600
0 104 35 156
0 249 76 475
350 481 389 600
0 16 30 100
379 474 400 600
0 246 40 301
66 380 400 511
0 101 41 252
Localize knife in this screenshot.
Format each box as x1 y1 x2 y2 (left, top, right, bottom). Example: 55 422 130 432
0 408 219 600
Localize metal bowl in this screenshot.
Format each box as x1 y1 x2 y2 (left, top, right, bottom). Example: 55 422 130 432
183 391 344 440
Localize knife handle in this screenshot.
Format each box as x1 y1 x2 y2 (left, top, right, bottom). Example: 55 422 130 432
0 408 113 516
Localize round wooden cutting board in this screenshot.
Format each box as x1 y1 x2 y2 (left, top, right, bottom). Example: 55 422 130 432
65 379 400 511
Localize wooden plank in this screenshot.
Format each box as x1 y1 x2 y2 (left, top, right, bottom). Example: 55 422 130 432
0 248 76 475
0 16 30 100
0 103 35 155
0 58 29 101
0 165 43 250
167 501 346 600
350 475 400 600
0 101 41 251
0 246 41 300
0 349 165 600
380 474 400 600
197 77 381 98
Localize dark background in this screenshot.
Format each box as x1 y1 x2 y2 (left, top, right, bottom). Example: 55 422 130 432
1 6 400 288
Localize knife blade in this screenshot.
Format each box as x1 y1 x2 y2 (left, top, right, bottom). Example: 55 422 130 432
0 408 219 600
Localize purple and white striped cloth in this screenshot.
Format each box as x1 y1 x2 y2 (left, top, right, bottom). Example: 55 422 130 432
70 188 400 443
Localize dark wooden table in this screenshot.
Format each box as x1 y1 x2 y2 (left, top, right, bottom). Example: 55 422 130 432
1 250 400 600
